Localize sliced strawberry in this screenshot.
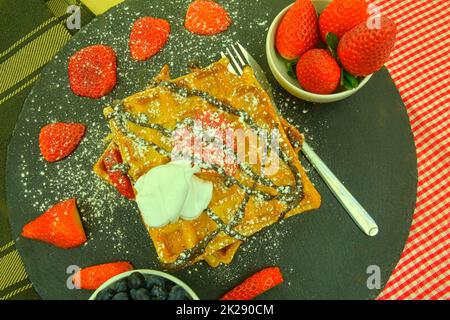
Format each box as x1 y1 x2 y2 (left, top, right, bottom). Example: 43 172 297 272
129 17 171 61
73 262 134 290
103 148 135 199
22 199 87 249
220 267 284 300
196 110 228 130
39 122 85 162
68 44 117 99
185 0 232 36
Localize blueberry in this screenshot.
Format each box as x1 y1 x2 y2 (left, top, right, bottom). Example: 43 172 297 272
144 276 166 291
130 288 151 300
110 279 128 293
150 285 168 300
112 292 129 300
127 272 145 289
129 288 138 300
96 287 115 300
168 285 189 300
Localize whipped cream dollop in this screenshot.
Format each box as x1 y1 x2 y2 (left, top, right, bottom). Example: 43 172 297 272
134 161 213 228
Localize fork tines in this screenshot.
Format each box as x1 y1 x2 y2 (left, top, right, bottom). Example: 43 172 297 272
221 43 249 76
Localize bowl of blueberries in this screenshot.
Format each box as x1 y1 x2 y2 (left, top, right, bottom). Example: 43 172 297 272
89 269 199 300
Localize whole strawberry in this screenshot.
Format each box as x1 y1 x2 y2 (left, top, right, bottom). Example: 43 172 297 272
68 45 117 98
319 0 369 42
39 122 85 162
22 198 87 249
129 17 171 61
338 17 397 76
276 0 319 60
296 49 341 94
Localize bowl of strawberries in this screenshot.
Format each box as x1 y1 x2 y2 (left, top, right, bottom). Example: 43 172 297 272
266 0 397 103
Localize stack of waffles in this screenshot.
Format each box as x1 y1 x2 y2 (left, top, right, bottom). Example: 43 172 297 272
94 58 321 269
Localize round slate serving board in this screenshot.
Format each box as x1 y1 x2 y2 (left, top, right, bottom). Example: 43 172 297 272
6 0 417 300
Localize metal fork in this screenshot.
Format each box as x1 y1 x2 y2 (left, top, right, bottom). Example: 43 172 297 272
221 43 379 237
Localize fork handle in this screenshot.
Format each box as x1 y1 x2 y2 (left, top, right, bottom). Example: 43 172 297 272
301 142 379 237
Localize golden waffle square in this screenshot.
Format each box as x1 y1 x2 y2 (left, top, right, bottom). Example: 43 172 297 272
94 58 321 268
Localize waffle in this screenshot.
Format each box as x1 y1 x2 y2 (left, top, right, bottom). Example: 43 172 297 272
94 58 321 268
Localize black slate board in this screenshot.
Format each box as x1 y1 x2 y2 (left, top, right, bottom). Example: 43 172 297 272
6 0 417 300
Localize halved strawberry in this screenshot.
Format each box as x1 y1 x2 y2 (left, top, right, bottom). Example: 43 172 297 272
220 267 284 300
103 148 135 199
39 122 85 162
72 262 134 290
129 17 171 61
68 45 117 98
184 0 232 36
22 199 87 249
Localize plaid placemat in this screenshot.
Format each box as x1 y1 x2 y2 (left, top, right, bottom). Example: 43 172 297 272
0 0 448 300
371 0 450 300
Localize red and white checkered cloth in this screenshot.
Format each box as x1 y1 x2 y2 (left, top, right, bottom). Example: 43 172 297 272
369 0 450 300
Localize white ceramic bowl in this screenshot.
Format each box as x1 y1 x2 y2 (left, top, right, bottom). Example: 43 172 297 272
89 269 200 300
266 0 373 103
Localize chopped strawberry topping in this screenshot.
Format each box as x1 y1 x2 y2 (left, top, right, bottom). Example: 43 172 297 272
172 111 238 176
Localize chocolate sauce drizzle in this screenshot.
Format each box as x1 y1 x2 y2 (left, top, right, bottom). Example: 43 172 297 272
106 80 305 269
161 188 252 270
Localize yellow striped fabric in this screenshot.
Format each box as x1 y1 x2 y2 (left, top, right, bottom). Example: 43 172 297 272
46 0 72 18
0 22 71 96
0 250 28 292
0 241 14 253
0 2 77 299
81 0 124 15
0 75 39 106
0 17 59 60
0 284 33 300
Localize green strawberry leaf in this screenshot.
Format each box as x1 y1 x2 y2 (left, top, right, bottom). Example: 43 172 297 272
341 69 351 90
344 71 359 88
326 32 339 58
286 60 298 79
341 69 360 90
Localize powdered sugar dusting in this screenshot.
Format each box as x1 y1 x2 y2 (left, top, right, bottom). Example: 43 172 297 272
8 0 321 299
